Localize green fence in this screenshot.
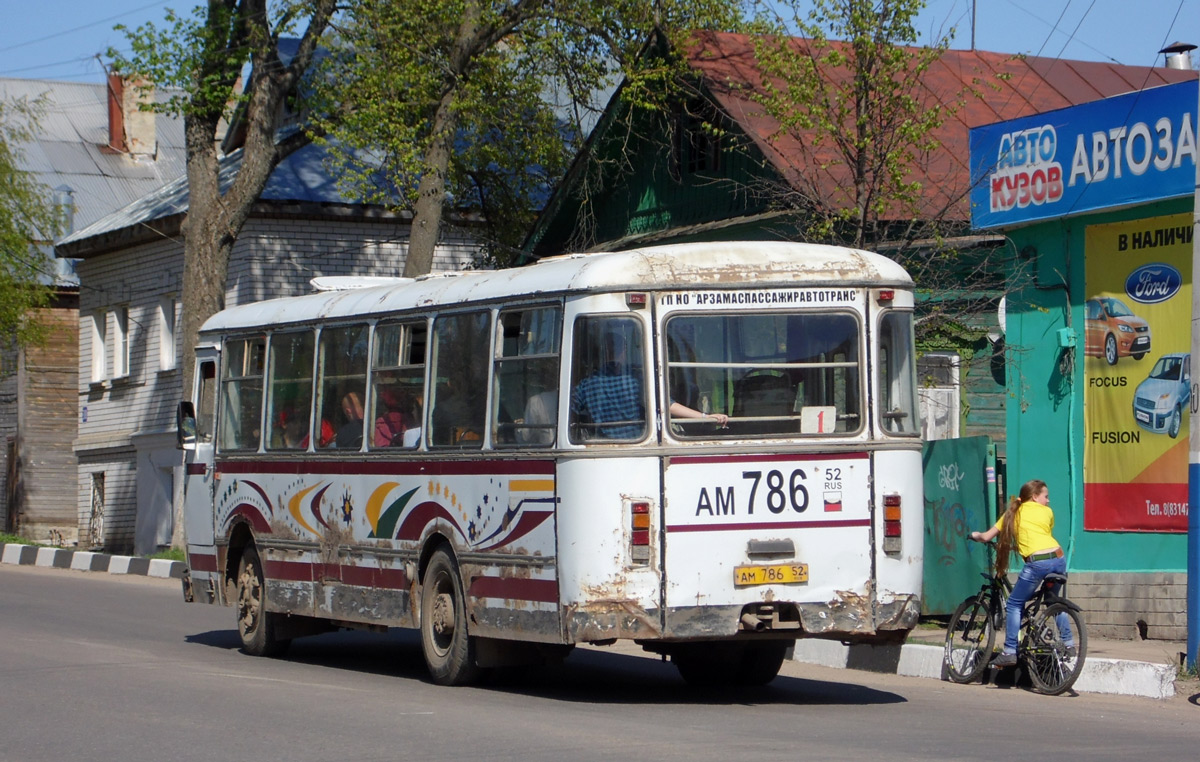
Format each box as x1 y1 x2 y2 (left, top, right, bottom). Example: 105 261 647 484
921 436 1000 616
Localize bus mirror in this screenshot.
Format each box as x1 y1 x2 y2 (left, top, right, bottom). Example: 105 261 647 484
177 401 198 450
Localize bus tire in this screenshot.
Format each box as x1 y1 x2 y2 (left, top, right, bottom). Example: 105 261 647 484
420 548 480 686
236 546 290 657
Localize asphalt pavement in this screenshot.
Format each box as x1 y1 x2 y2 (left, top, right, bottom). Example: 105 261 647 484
2 540 1191 700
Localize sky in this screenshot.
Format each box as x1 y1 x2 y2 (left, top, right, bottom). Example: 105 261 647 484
0 0 1199 84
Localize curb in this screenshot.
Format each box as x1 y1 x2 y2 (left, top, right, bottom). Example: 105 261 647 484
791 640 1176 700
0 542 186 580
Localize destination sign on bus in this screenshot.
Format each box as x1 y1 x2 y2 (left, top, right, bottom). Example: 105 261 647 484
659 288 860 308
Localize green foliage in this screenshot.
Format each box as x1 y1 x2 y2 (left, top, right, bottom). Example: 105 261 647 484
149 546 186 562
748 0 955 248
317 0 743 267
110 2 311 121
0 97 59 353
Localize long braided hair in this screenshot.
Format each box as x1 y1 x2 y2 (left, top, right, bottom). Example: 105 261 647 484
995 479 1046 576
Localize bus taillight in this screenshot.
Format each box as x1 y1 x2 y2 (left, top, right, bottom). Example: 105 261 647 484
630 500 652 564
882 493 902 554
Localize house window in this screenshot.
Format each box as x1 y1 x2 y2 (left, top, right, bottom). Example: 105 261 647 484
158 296 177 371
676 109 722 175
113 306 130 379
90 311 107 382
917 351 961 441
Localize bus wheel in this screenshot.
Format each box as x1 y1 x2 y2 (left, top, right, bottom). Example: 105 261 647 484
673 643 785 686
420 548 480 685
236 546 290 657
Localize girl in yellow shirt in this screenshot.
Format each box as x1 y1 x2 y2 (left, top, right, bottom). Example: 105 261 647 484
969 479 1068 666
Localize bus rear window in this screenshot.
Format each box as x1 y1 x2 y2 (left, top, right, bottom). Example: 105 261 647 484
665 313 861 439
878 311 919 436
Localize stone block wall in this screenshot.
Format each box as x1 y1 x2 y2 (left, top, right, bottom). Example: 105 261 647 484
1066 571 1187 642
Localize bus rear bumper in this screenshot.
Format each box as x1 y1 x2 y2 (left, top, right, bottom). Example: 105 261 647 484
658 593 920 642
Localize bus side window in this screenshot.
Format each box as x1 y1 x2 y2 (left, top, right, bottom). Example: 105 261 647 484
219 336 266 451
430 311 490 448
370 321 427 449
265 330 315 451
196 360 217 443
317 324 369 450
494 305 562 447
568 316 647 443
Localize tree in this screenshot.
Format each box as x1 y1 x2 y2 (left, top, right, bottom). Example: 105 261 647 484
112 0 338 547
745 0 1015 335
112 0 337 386
0 96 59 353
318 0 742 272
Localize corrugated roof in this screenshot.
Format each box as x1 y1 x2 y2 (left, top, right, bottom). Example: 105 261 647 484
57 140 388 256
0 77 187 233
684 32 1198 222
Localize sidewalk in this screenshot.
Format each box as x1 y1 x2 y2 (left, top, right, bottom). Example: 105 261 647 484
792 618 1190 700
2 540 1189 699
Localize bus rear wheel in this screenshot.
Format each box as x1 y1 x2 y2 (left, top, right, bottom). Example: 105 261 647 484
420 548 480 685
236 546 290 657
673 642 786 686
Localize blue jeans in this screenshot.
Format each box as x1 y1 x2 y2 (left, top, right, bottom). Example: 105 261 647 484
1003 555 1068 654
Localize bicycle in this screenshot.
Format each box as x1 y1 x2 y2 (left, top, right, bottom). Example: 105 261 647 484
944 542 1088 695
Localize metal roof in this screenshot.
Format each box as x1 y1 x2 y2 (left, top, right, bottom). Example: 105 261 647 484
684 32 1199 223
0 77 186 233
56 140 391 255
199 241 912 333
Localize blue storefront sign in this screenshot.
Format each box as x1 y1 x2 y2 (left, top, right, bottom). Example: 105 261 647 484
970 80 1198 230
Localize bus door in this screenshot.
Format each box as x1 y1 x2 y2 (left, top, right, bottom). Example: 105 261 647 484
181 346 220 598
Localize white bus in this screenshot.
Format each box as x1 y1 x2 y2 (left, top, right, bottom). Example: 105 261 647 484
177 241 923 685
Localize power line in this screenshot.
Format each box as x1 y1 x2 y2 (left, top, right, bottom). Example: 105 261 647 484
0 1 170 56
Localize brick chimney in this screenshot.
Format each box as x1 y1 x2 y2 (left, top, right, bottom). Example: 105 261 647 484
106 71 157 159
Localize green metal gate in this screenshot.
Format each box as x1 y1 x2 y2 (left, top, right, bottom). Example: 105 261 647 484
921 436 1001 616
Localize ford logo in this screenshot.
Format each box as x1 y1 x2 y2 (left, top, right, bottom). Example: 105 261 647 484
1125 263 1182 304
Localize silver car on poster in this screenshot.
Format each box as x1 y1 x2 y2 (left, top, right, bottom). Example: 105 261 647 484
1132 353 1191 438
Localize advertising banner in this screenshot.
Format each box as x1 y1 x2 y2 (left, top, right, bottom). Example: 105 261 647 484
1084 214 1193 532
970 80 1198 230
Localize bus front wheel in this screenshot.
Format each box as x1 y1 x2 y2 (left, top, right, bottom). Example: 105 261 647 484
236 546 290 657
420 548 480 685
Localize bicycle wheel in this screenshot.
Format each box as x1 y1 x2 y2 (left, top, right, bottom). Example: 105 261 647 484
1024 602 1087 695
945 594 995 683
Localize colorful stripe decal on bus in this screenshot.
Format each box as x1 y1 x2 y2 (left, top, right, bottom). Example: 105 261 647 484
468 575 558 603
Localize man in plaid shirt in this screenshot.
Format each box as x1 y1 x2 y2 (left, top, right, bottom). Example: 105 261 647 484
570 333 645 439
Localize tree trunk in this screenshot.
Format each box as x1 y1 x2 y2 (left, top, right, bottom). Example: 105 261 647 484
403 97 457 277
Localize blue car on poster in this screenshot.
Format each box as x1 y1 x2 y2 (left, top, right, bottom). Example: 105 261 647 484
1132 353 1191 438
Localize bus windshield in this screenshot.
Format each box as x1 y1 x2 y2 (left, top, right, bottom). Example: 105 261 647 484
665 312 861 438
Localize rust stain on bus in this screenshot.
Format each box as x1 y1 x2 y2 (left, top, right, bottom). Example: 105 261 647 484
566 599 662 642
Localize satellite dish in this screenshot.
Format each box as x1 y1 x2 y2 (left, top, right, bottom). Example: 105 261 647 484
997 296 1006 335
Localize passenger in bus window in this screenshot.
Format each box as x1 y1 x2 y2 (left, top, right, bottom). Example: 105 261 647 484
517 388 558 445
373 387 411 447
669 401 728 427
275 405 307 448
570 332 644 439
336 391 365 449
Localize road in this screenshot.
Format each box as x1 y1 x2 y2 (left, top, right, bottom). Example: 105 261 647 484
1 564 1196 762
